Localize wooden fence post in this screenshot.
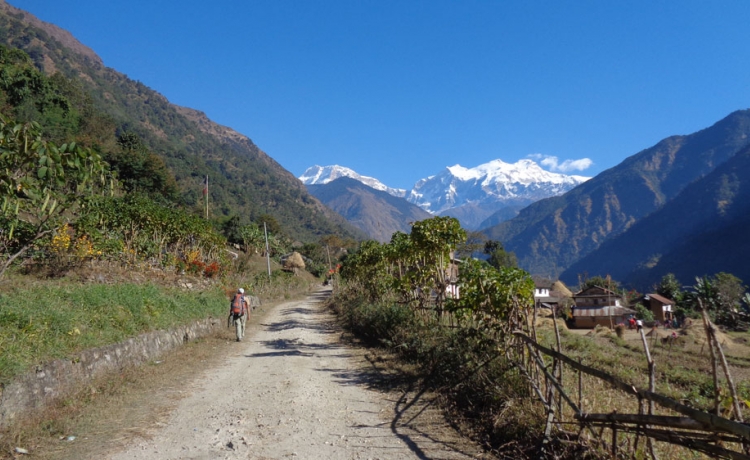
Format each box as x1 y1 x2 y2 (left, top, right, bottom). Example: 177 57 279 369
638 328 659 460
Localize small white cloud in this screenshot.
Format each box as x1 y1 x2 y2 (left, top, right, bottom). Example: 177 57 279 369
529 154 593 173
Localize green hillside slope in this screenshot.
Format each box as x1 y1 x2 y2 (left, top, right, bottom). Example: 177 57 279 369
0 1 361 242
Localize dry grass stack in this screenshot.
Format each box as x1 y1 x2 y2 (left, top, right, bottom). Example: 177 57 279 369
283 251 305 275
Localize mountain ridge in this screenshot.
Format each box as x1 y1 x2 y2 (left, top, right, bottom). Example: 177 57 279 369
300 165 407 197
306 177 431 242
560 142 750 290
485 109 750 278
0 1 102 66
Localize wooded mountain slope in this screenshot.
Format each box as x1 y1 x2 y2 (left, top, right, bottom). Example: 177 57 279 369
561 142 750 290
484 109 750 278
307 177 431 242
0 1 361 242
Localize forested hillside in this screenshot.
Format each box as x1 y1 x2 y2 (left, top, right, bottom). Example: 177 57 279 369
561 142 750 290
484 109 750 278
0 0 362 242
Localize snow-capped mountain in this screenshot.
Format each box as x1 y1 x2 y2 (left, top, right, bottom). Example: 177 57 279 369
299 160 590 230
299 165 407 198
407 159 590 214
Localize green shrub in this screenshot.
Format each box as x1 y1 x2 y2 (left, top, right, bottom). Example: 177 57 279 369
635 304 655 321
332 283 543 451
343 300 414 347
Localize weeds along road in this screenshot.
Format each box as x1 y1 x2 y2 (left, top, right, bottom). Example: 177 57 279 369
107 286 483 460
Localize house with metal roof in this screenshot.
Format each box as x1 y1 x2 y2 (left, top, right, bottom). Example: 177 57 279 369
570 286 636 329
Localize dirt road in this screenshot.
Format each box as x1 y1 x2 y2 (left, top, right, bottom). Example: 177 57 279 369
107 287 484 460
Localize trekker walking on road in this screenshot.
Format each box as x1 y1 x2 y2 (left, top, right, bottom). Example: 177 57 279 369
229 288 250 342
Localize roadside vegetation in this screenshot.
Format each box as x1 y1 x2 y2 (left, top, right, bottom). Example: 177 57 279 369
0 281 226 385
333 216 548 456
333 216 750 459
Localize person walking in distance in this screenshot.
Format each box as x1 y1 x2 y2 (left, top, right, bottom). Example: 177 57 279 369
229 288 249 342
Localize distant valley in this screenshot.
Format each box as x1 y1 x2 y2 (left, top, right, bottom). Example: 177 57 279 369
305 177 431 243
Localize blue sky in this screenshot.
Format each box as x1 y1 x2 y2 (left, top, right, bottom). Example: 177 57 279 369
9 1 750 190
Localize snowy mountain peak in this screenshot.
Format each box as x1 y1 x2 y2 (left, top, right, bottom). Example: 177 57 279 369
445 158 584 185
300 160 590 230
408 159 590 215
299 165 407 197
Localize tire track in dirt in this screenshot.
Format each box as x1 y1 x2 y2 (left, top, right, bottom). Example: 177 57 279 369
108 287 483 460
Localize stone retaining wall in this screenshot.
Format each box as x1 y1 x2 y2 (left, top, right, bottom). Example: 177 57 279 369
0 316 222 429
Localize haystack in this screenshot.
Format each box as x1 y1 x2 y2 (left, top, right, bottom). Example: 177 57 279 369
535 317 568 331
586 324 613 337
552 280 573 298
679 321 737 351
283 251 305 275
536 307 554 318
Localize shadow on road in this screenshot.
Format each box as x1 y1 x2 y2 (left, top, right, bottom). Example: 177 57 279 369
260 318 338 334
319 363 474 459
250 288 479 459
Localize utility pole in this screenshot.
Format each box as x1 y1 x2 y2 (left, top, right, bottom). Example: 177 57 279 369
263 222 271 282
326 245 332 272
607 275 613 329
204 175 209 219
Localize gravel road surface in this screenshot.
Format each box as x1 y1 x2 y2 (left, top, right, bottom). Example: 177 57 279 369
108 287 483 460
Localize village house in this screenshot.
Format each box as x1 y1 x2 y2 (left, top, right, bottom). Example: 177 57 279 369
533 278 552 301
571 286 637 328
533 277 560 309
643 293 675 323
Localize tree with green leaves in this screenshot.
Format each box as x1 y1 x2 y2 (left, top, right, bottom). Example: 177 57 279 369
455 230 487 259
107 131 178 202
409 216 466 311
713 272 746 314
220 214 243 245
578 275 620 293
298 242 327 277
0 46 71 127
452 258 534 339
340 239 392 302
635 304 655 321
238 223 264 255
483 239 518 269
256 214 281 236
0 115 109 278
686 274 747 328
655 273 682 301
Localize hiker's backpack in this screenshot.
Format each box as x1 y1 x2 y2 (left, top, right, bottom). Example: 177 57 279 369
231 293 245 315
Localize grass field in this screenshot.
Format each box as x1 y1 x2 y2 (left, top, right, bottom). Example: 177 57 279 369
0 256 319 386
